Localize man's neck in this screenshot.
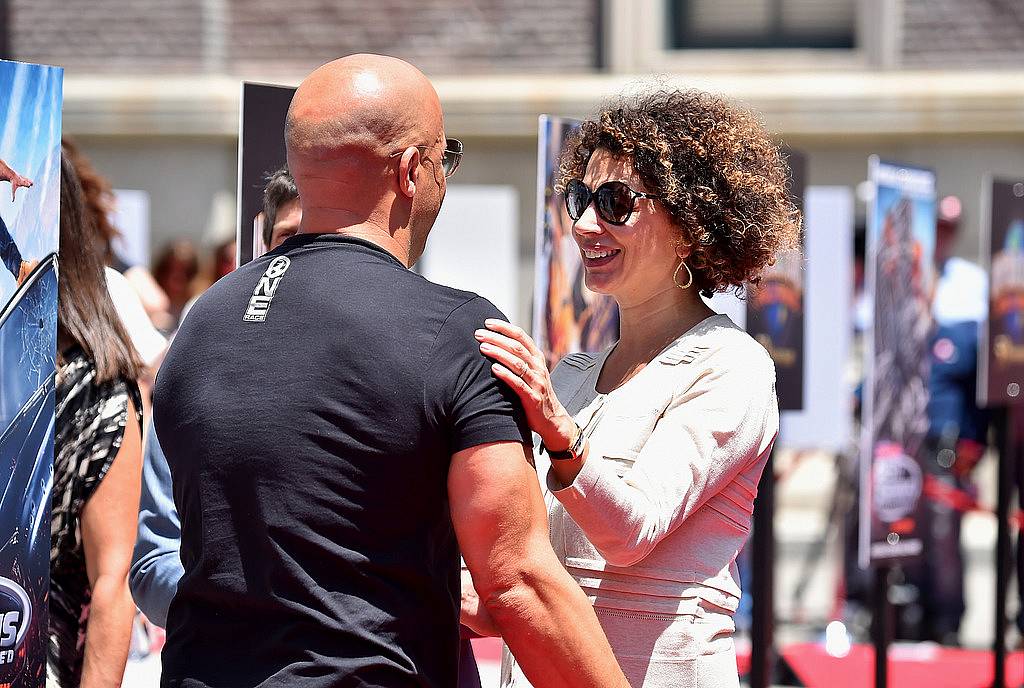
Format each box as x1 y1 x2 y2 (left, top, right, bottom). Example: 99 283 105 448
299 210 412 267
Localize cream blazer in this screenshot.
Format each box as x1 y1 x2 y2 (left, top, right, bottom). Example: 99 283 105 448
502 314 779 688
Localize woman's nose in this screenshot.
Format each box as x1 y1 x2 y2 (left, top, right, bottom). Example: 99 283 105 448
572 203 602 235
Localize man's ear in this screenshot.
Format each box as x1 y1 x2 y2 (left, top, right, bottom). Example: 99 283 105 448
397 147 420 199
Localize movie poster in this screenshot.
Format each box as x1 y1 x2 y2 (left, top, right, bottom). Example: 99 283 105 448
532 116 618 368
0 60 63 687
859 157 936 567
236 82 295 266
979 179 1024 407
746 150 806 411
780 186 854 451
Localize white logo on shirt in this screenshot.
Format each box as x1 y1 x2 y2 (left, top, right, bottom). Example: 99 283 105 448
243 256 291 322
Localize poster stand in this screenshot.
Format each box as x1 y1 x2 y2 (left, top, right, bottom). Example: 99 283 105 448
0 58 63 688
235 81 296 267
993 406 1014 688
748 151 805 688
531 115 619 367
872 565 893 688
750 447 777 688
977 177 1024 688
859 158 938 688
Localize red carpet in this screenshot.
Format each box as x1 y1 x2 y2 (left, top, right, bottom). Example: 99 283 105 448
782 642 1024 688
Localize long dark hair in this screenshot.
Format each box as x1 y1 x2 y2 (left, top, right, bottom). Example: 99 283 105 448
58 148 142 383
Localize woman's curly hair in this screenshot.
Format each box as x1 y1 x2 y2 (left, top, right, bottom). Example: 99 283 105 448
558 89 801 297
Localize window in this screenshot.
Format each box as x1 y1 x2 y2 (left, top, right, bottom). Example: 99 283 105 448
667 0 856 50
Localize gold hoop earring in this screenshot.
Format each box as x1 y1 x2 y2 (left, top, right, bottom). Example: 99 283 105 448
673 260 693 290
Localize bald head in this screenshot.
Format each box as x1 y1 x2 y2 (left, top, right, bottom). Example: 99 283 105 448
286 54 443 164
285 54 448 266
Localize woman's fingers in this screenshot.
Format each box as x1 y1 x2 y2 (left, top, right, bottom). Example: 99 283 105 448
490 363 539 402
483 319 545 360
475 328 536 365
479 342 535 383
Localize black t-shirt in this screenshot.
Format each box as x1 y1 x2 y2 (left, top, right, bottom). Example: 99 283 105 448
154 234 530 688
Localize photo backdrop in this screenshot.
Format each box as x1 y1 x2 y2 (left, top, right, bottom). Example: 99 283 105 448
0 59 63 688
532 115 618 368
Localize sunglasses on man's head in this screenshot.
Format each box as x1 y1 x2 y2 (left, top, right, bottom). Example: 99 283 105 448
564 178 659 226
389 137 463 178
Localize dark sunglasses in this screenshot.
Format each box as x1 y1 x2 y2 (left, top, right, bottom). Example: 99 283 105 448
564 178 659 226
389 137 464 178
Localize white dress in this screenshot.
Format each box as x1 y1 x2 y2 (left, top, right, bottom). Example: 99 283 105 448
501 314 778 688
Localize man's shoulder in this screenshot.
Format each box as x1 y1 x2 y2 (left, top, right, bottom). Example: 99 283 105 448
411 277 508 330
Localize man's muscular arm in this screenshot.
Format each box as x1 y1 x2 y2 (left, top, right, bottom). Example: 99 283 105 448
449 441 628 688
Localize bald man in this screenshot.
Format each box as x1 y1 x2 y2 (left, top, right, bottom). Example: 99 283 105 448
153 55 628 688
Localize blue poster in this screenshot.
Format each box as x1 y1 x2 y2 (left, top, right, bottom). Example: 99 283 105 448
859 157 936 567
0 60 62 687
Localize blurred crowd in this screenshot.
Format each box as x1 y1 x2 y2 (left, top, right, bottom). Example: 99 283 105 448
126 228 234 336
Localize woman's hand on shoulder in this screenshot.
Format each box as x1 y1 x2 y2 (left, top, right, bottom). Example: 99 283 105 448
475 318 577 451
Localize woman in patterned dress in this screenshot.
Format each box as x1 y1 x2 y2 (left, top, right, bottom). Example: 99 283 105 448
48 148 143 687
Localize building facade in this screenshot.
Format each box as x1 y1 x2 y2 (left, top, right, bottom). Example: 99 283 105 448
8 0 1024 324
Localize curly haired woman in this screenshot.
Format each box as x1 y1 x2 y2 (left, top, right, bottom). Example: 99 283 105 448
464 89 800 687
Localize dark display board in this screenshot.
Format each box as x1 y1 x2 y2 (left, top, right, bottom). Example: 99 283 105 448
746 150 806 411
979 178 1024 407
236 82 296 266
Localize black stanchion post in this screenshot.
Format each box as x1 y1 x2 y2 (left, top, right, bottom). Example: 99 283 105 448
872 564 891 688
750 447 775 688
994 406 1013 688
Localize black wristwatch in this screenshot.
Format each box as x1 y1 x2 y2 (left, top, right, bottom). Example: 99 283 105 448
542 423 586 461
